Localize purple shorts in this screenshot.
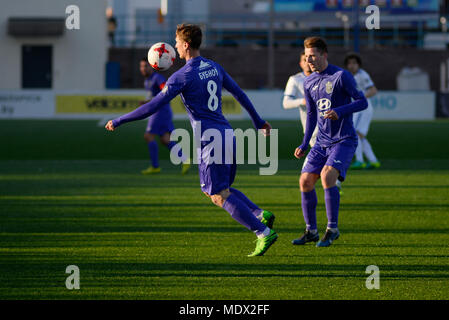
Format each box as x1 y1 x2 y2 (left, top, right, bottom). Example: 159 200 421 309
199 162 237 195
198 134 237 195
302 140 357 182
145 105 174 135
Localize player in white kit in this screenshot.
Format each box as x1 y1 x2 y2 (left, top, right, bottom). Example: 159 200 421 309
283 51 318 147
344 53 381 169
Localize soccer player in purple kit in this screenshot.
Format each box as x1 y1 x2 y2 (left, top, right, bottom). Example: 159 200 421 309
138 57 190 175
292 37 368 247
105 24 277 257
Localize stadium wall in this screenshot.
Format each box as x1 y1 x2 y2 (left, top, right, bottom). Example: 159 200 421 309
0 90 436 121
109 47 448 91
0 0 108 90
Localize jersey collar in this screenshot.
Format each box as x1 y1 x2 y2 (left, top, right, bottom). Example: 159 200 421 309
186 56 202 65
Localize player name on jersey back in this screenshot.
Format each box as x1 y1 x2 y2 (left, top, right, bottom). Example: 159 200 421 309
198 68 218 80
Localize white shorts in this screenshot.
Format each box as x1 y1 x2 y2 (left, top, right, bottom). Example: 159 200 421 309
353 103 373 137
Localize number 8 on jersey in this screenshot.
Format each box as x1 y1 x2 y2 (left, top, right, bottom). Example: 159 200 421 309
207 80 218 111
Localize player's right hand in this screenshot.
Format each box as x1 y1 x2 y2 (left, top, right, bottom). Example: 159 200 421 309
105 120 115 131
294 147 306 159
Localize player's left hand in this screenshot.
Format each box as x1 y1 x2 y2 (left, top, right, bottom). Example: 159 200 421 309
105 120 115 131
294 147 306 159
324 110 339 120
260 122 271 137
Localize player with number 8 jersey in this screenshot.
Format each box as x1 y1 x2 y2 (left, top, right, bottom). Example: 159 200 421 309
105 24 278 257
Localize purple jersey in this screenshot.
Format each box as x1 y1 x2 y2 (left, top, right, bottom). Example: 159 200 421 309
112 56 266 195
299 64 368 151
113 56 265 133
143 72 174 135
144 72 167 98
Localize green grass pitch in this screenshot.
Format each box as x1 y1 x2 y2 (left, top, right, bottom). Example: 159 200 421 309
1 119 449 300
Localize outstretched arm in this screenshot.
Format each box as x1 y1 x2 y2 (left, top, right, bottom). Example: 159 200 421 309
106 75 184 131
110 93 170 129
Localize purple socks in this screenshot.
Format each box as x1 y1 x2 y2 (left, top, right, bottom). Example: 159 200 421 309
301 189 318 230
229 188 263 218
147 140 159 168
302 187 340 230
222 193 266 235
148 140 187 168
324 186 340 229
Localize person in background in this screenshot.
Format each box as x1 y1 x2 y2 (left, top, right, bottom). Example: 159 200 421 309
106 7 117 47
283 50 318 147
344 52 381 170
138 57 190 175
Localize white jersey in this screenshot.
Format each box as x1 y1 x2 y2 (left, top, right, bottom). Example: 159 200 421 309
352 68 378 162
352 68 375 136
353 69 374 108
283 71 317 147
283 72 306 110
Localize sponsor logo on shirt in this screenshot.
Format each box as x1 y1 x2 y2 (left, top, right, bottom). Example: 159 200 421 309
317 98 332 117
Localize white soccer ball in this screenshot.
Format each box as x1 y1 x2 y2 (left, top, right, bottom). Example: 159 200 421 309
147 42 176 71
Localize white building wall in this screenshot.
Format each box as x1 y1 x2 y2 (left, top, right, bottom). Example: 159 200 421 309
111 0 210 46
0 0 108 90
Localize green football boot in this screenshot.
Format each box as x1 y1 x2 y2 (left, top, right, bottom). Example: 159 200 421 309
365 161 381 169
181 160 191 175
141 166 161 175
260 210 275 229
350 161 366 170
248 229 278 257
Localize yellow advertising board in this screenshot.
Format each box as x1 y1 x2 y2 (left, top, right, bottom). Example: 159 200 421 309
55 95 241 114
55 95 145 114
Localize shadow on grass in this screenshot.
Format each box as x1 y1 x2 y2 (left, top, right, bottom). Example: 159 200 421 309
2 200 449 211
0 201 211 208
237 184 449 189
1 223 449 234
1 261 449 285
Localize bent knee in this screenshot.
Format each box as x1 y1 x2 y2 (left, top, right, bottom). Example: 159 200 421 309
160 133 171 145
300 174 316 192
321 167 339 188
144 133 155 142
209 189 231 207
210 194 225 207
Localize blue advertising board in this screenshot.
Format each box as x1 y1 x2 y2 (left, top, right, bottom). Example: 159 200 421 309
274 0 439 13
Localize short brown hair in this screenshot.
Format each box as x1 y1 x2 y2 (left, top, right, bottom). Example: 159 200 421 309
176 24 202 50
344 52 362 67
304 37 328 54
